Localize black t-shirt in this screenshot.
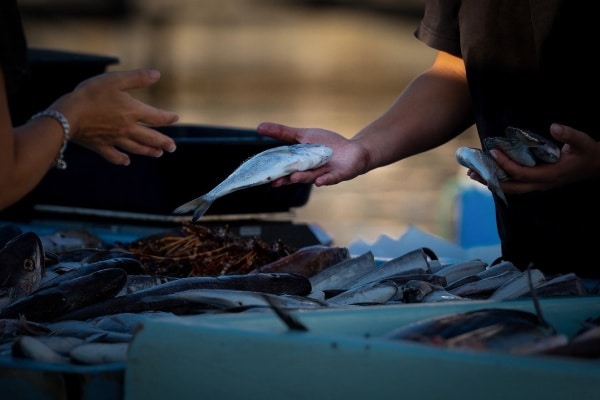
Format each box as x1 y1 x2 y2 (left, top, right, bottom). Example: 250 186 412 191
0 0 28 97
416 0 600 278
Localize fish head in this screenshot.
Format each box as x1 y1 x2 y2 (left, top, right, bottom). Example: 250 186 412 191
531 144 560 164
0 232 45 295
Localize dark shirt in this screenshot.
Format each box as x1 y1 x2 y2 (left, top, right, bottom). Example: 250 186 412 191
416 0 600 278
0 0 28 97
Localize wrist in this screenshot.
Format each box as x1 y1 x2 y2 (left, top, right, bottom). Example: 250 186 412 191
30 109 71 170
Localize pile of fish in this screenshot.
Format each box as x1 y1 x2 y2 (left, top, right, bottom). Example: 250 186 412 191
456 126 561 205
0 223 598 366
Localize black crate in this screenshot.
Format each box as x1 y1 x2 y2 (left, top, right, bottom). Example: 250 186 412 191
3 124 313 220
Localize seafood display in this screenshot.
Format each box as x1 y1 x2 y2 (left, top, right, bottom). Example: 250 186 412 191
456 126 561 205
0 222 598 367
173 143 333 221
126 223 299 277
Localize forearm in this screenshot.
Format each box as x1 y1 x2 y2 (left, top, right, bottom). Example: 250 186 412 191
353 52 474 171
0 72 65 209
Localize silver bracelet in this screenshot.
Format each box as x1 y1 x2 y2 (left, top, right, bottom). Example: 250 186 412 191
30 109 71 170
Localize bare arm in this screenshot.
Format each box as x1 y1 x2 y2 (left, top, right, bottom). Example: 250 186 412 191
0 67 179 210
257 51 473 186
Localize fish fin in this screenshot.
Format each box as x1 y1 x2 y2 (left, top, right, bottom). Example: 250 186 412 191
173 197 212 220
262 293 308 332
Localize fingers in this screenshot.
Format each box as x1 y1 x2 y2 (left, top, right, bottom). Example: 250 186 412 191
118 125 178 155
131 99 180 127
257 122 304 143
80 69 162 92
550 123 594 154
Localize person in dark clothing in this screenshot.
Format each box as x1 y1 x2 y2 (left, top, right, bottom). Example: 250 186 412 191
0 1 179 210
257 0 600 280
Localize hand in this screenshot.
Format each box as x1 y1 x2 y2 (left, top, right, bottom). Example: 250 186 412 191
256 122 369 187
51 69 179 165
468 124 600 194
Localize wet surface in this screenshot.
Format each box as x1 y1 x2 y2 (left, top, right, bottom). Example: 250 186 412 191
21 0 481 246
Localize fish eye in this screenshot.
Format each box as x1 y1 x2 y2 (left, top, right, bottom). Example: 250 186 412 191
23 258 35 271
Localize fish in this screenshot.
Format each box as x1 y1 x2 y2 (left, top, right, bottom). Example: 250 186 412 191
488 268 546 301
69 342 129 365
505 126 560 164
249 245 350 277
383 307 560 353
54 272 313 321
448 270 521 299
326 280 398 306
0 231 45 307
173 143 333 221
344 248 435 290
12 335 70 364
117 274 180 296
38 257 143 291
309 251 376 291
482 126 557 167
518 273 587 298
45 320 133 343
456 146 509 206
0 268 128 322
433 259 488 286
87 311 175 334
400 280 465 303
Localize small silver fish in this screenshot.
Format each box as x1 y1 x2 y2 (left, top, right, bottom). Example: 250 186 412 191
456 146 508 206
506 126 561 164
483 127 560 166
174 144 333 221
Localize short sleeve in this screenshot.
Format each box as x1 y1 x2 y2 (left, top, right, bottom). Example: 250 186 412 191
414 0 462 57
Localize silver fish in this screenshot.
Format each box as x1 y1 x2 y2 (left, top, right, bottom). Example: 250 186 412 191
488 269 546 301
12 335 69 364
69 342 129 365
326 280 398 306
174 143 333 221
456 146 508 206
309 251 376 292
483 126 560 166
383 307 558 353
345 248 434 290
506 126 560 164
434 259 488 287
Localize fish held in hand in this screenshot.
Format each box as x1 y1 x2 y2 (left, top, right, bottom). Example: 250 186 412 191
173 144 333 221
456 146 508 206
483 126 560 166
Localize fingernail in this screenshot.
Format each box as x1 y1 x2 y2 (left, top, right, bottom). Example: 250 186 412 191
551 123 564 137
489 149 499 159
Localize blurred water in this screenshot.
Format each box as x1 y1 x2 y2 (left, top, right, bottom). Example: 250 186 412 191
21 0 480 246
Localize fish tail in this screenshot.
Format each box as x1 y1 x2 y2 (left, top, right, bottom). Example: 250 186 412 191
173 197 213 220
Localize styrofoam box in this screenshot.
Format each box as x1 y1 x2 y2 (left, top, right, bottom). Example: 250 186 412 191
125 297 600 400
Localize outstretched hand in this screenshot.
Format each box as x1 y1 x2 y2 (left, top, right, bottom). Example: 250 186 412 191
256 122 369 187
467 123 600 194
51 69 179 165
